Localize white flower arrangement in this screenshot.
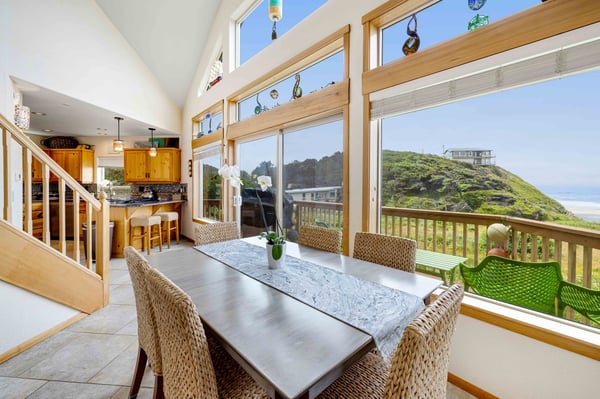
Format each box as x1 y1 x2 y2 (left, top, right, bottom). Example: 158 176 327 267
218 164 243 188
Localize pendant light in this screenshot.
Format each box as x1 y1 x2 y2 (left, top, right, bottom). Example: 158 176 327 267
148 128 157 157
269 0 282 40
113 116 124 152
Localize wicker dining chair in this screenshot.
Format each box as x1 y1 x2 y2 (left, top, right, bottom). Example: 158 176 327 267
124 246 163 399
144 267 269 398
298 224 342 254
317 284 464 399
353 232 417 273
194 222 240 245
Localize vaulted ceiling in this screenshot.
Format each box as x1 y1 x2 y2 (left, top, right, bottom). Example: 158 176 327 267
17 0 221 137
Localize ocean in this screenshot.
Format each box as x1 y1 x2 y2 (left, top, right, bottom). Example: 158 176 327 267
539 186 600 223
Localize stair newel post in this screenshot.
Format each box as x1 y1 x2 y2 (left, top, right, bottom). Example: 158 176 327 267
96 191 111 306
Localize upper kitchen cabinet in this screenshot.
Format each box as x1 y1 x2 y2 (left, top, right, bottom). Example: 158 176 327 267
123 148 181 183
32 148 95 184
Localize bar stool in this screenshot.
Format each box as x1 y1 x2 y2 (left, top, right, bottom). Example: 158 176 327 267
130 215 162 255
155 211 179 248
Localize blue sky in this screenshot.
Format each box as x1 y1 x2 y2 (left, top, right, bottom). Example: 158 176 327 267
238 0 598 188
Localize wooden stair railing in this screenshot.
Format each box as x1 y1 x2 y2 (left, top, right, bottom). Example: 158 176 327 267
1 112 110 307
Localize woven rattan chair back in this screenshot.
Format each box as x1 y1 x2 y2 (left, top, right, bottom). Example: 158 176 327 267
557 281 600 325
298 225 342 254
460 255 563 315
124 246 163 398
353 232 417 273
316 285 463 399
145 267 220 399
194 222 240 245
384 284 464 398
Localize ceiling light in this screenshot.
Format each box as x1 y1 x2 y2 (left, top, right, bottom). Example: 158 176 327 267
42 128 54 133
113 116 124 152
148 128 157 157
31 111 46 116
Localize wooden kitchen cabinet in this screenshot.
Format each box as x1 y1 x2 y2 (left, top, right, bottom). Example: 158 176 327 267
44 149 94 184
124 148 181 183
31 157 43 182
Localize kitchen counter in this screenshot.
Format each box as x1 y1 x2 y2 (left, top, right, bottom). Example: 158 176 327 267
108 199 186 208
109 200 185 257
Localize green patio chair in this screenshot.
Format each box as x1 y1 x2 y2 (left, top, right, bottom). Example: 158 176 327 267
557 281 600 325
459 256 563 316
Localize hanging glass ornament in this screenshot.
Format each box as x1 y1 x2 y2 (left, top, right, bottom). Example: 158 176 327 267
269 0 283 40
402 14 420 56
270 89 279 99
254 94 263 114
468 14 489 31
292 74 303 99
468 0 487 11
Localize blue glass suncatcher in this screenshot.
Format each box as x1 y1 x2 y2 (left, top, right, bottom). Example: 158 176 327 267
196 239 425 361
468 0 487 11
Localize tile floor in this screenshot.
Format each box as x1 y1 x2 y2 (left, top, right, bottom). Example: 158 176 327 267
0 241 477 399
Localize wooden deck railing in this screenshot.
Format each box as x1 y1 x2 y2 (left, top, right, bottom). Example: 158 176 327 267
295 200 344 230
1 113 110 304
381 207 600 291
293 199 600 291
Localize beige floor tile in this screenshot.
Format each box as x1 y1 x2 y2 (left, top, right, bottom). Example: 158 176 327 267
0 376 47 399
19 333 135 383
26 381 121 399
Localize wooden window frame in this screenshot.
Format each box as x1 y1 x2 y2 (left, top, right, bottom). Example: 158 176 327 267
227 26 351 251
191 100 227 224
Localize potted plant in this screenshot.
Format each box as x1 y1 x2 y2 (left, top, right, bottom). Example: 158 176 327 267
256 175 286 268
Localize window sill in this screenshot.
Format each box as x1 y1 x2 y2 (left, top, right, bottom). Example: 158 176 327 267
435 288 600 361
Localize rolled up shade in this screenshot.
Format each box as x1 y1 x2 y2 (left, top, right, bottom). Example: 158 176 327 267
371 37 600 120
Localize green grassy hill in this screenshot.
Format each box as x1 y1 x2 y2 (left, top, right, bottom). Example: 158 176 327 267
381 150 598 229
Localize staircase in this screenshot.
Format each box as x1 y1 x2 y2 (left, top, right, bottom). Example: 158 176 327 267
0 113 110 361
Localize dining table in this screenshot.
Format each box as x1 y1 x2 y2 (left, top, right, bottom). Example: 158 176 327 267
147 236 441 399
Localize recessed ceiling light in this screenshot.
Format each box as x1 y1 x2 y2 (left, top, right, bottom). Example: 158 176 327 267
42 129 54 133
31 111 46 116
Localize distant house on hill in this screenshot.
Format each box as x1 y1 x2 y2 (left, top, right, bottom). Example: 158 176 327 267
443 148 495 165
286 186 342 202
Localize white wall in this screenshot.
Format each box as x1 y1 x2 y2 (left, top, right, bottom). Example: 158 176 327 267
0 281 79 355
452 315 600 398
0 0 181 133
179 1 600 398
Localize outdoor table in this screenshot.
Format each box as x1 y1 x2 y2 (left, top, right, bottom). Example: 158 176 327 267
416 248 468 285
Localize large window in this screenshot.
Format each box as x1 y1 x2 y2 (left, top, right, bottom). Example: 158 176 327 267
237 51 343 121
193 146 223 221
237 0 327 66
374 36 600 327
381 1 539 65
236 118 343 242
238 135 278 237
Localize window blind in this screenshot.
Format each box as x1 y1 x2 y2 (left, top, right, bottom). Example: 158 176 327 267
193 145 221 161
96 156 124 168
371 37 600 120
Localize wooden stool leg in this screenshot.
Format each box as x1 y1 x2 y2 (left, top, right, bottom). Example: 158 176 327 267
158 224 162 252
145 226 151 256
175 218 179 244
165 221 171 249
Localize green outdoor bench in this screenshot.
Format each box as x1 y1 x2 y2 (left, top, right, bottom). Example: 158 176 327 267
557 280 600 325
459 256 563 316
